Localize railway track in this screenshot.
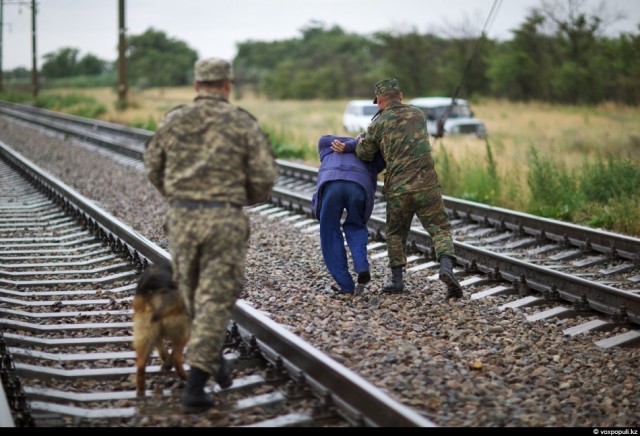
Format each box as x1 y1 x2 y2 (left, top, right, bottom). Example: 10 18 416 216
1 100 640 427
0 140 434 427
2 101 640 339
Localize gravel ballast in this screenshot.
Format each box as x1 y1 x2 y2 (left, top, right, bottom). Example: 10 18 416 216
1 117 638 428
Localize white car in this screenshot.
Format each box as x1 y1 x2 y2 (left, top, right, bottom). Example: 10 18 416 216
342 100 379 134
409 97 487 138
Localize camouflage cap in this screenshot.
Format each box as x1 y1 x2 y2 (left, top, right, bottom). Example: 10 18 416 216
373 78 401 103
194 57 233 82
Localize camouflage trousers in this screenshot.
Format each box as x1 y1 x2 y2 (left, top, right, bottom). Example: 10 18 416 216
385 188 455 267
167 206 249 375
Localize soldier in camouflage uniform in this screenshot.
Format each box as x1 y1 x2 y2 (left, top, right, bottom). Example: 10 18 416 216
144 57 278 413
354 78 463 299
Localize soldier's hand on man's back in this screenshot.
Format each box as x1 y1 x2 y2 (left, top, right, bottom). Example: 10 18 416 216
331 140 346 153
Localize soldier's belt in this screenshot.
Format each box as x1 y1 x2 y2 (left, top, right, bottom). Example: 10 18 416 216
170 200 242 209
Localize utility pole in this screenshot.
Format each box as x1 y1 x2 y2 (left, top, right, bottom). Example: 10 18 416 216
117 0 127 106
0 0 4 93
30 0 36 98
3 1 37 96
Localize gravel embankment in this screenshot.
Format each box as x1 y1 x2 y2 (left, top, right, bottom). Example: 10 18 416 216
1 117 638 427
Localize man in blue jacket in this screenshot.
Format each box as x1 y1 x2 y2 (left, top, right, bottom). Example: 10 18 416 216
312 134 386 294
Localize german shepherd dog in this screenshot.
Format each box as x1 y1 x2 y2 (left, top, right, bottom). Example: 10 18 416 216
133 260 189 397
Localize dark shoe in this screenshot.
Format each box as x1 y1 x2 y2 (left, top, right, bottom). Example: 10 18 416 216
439 255 463 299
215 359 233 389
331 285 354 295
357 270 371 284
182 366 213 414
382 266 404 293
181 391 214 414
441 272 463 299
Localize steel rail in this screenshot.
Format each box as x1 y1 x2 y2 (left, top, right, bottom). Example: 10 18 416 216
0 140 435 427
2 100 639 261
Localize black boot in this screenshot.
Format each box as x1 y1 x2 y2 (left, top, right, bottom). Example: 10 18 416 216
355 270 371 295
215 358 233 389
181 366 214 414
439 255 463 299
382 266 404 293
357 270 371 284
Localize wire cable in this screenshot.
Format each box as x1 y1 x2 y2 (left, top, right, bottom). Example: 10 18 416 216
434 0 503 138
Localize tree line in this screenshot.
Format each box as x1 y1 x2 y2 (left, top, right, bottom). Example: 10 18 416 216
4 2 639 105
235 7 640 105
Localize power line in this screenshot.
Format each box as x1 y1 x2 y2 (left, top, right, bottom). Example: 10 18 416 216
434 0 503 138
454 0 503 102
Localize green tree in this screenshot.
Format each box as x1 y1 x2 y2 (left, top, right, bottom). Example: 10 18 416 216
602 30 640 104
487 12 551 101
77 54 108 76
41 47 80 78
234 40 298 96
548 12 604 103
229 10 638 104
375 31 445 96
41 48 109 78
127 28 198 88
5 67 30 80
236 22 379 99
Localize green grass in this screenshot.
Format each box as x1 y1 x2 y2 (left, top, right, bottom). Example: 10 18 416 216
436 141 640 236
34 93 107 119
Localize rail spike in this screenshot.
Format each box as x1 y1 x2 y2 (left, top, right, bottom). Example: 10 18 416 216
498 219 506 231
274 356 288 379
573 294 591 311
226 322 241 347
265 362 277 382
543 284 561 301
131 251 144 271
612 306 628 324
489 266 502 281
285 371 309 399
517 274 530 297
312 390 337 420
248 336 262 358
464 259 479 274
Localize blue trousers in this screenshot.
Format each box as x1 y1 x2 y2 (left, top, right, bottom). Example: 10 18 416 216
319 180 370 293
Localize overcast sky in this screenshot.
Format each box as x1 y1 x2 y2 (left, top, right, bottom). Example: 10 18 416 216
2 0 639 70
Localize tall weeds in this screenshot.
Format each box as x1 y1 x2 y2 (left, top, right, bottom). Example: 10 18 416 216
436 142 640 236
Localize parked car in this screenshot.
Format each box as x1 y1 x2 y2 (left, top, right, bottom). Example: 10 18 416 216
342 100 380 134
409 97 487 138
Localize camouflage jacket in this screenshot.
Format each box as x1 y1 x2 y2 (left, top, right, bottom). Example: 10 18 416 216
355 100 439 197
144 91 278 206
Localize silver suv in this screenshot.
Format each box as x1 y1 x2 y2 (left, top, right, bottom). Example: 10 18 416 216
409 97 487 138
342 100 379 134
